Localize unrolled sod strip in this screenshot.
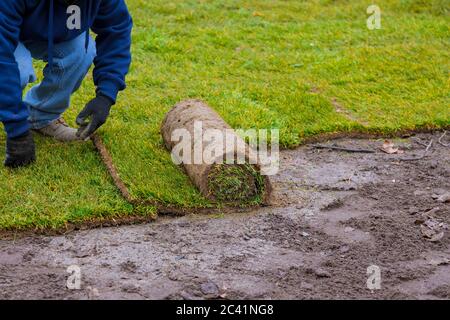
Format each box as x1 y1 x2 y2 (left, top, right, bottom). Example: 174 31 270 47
161 99 272 205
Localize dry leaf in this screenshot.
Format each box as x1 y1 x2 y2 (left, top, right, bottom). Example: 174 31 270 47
422 207 440 218
420 217 447 242
420 224 435 238
437 192 450 203
428 258 450 266
429 232 444 242
381 140 404 154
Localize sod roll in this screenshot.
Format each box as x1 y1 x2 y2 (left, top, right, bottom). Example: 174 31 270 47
161 99 271 205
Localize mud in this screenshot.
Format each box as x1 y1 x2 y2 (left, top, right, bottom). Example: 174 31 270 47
0 132 449 300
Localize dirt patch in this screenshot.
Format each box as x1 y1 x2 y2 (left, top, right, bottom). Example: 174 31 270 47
0 131 448 299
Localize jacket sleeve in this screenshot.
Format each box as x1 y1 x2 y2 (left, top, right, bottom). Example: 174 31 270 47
0 0 30 138
91 0 133 103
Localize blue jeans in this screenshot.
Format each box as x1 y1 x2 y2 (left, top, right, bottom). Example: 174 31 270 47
14 33 96 129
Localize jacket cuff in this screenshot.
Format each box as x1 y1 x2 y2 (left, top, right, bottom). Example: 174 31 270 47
3 118 30 139
96 80 121 104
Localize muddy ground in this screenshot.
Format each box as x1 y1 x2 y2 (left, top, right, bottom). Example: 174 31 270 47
0 132 449 300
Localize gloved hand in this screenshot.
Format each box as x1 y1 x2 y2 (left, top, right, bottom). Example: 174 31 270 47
4 131 36 168
76 94 113 140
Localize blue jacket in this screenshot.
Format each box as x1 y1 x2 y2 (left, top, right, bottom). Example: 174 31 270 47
0 0 132 138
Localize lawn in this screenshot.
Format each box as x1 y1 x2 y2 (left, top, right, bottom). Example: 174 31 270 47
0 0 448 230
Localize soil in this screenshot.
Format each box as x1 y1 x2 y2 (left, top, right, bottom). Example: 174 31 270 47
0 132 449 300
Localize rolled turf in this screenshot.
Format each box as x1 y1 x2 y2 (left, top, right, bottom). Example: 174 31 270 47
161 99 271 205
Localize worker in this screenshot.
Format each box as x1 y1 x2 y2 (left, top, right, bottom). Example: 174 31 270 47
0 0 132 167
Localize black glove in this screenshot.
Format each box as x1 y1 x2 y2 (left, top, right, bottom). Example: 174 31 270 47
76 94 113 140
4 131 36 168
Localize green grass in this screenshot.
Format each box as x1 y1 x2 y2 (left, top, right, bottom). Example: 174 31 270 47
1 0 449 230
207 164 265 205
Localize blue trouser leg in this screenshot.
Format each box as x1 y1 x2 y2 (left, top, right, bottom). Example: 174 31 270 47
14 32 96 130
14 43 37 90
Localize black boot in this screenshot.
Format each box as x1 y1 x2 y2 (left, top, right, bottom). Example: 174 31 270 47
4 131 36 168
